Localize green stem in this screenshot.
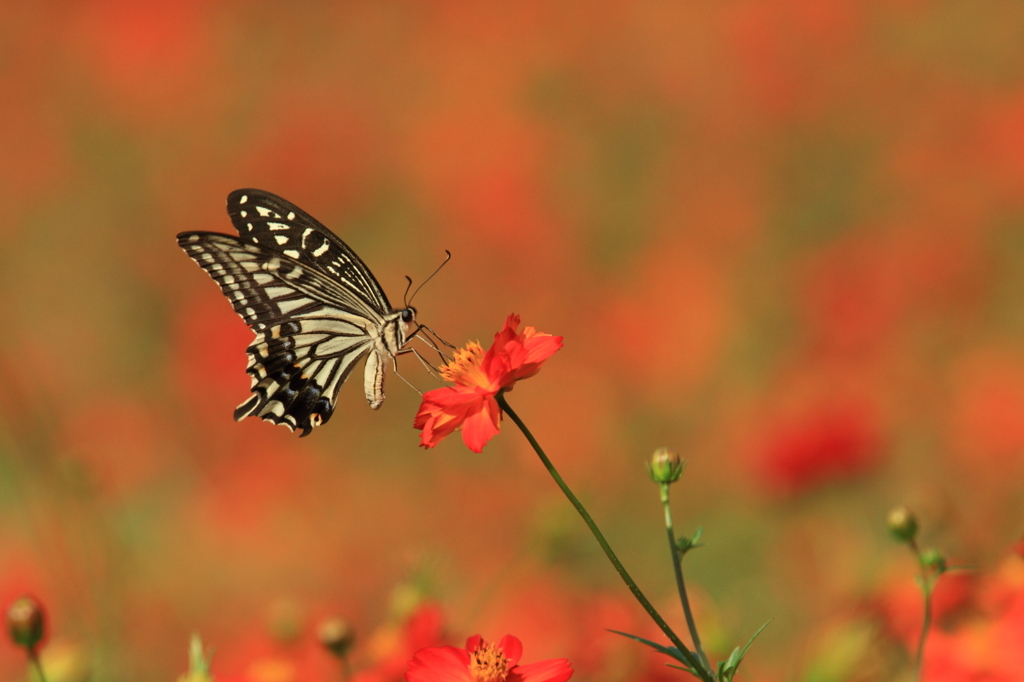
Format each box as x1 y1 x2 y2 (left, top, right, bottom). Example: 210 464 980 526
496 392 715 682
910 540 932 681
915 585 932 681
661 485 711 673
28 647 48 682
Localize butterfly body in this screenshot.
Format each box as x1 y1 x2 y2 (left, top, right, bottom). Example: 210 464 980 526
177 189 418 436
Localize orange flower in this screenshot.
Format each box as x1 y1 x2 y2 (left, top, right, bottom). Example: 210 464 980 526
405 634 572 682
414 315 563 453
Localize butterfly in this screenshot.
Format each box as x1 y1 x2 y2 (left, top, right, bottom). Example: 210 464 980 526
177 189 431 436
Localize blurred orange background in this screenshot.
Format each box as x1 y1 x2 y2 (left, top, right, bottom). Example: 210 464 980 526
3 2 1024 681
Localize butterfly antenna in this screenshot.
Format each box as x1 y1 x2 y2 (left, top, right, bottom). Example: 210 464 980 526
402 276 414 308
406 250 452 307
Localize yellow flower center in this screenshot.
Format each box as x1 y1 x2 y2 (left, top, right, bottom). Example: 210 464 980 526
468 642 510 682
440 342 490 388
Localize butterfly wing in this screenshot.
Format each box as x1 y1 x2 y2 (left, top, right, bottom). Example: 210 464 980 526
226 189 392 315
177 231 386 436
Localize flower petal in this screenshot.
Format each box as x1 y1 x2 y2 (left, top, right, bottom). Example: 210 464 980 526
522 329 563 363
507 333 563 383
509 658 574 682
496 635 523 667
503 313 522 334
415 387 484 449
459 395 502 453
483 315 563 389
405 645 473 682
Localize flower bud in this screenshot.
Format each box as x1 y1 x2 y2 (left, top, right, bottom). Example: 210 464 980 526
317 617 355 658
7 596 45 649
921 549 946 574
648 447 684 485
886 506 918 543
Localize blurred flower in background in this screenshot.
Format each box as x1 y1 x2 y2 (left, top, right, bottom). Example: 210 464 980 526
405 633 573 682
750 402 882 497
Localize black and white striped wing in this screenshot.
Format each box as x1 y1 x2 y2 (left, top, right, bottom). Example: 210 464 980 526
226 188 392 315
177 232 384 436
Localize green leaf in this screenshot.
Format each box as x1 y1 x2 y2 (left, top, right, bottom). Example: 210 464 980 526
676 526 706 556
719 646 742 681
608 630 714 680
667 663 701 675
178 634 215 682
607 629 690 664
738 619 772 659
189 634 211 675
718 618 772 681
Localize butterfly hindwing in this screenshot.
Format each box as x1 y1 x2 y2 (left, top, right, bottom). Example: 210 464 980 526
234 314 370 436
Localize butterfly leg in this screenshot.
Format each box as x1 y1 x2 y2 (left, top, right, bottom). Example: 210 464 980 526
394 345 452 384
409 325 454 364
389 347 431 396
416 323 456 349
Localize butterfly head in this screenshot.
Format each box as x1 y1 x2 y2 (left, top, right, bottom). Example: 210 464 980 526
399 306 418 339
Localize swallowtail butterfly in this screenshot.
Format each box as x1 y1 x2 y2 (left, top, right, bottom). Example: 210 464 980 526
177 189 422 436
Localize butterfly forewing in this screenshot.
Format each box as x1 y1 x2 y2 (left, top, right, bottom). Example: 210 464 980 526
177 190 417 436
226 189 392 315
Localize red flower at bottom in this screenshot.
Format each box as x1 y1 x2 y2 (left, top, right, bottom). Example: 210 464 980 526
414 314 563 453
405 634 572 682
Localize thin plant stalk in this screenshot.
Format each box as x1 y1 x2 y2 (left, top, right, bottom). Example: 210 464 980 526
660 483 711 673
496 392 715 682
909 539 933 681
28 648 48 682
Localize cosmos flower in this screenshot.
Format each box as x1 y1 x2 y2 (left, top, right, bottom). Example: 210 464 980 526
414 314 562 453
351 603 446 682
405 634 572 682
753 405 881 496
